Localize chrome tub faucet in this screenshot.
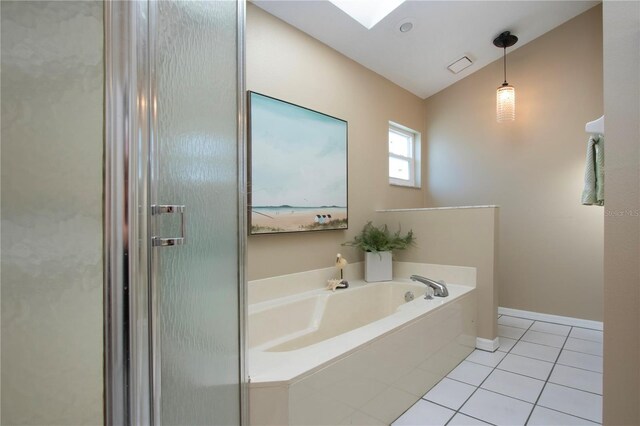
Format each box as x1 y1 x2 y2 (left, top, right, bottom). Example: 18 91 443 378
410 275 449 298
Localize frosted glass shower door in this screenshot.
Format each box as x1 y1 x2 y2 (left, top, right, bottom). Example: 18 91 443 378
153 1 242 425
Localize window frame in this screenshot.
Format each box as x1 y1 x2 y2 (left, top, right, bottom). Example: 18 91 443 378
388 122 421 188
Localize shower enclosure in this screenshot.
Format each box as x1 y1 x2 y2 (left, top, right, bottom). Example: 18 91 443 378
105 0 247 424
2 1 246 424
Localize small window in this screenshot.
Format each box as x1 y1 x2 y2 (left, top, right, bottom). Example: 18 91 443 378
388 122 421 188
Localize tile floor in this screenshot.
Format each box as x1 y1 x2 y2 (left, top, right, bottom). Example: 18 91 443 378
392 314 603 425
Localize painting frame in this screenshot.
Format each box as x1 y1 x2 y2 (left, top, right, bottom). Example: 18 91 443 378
247 91 349 235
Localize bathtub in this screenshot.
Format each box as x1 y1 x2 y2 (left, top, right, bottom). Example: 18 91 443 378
249 263 477 425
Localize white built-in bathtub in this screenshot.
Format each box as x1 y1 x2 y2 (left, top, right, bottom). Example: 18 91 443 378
249 262 477 425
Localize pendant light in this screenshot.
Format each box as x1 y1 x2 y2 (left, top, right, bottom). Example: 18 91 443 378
493 31 518 123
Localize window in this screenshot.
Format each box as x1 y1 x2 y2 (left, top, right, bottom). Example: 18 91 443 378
388 122 420 188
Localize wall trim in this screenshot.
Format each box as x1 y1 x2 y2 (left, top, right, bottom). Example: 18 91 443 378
377 205 498 212
499 307 603 331
476 337 500 352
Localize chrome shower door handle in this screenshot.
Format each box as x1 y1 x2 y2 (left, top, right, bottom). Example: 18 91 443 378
152 204 186 247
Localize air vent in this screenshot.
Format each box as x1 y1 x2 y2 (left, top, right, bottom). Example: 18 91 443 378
447 56 473 74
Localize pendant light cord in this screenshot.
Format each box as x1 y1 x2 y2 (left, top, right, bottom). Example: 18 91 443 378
503 47 507 85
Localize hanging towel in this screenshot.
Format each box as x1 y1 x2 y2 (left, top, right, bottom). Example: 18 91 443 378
581 135 605 206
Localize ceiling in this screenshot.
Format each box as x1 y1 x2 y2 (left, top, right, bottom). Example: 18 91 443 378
252 0 599 99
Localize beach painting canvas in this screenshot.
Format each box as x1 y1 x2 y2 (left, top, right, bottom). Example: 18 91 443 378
248 92 348 234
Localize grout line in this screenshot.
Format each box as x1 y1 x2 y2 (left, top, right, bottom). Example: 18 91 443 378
570 325 604 331
445 376 489 388
536 400 603 425
498 312 602 331
534 404 602 425
411 355 479 423
464 358 506 368
554 361 603 374
501 315 587 333
420 398 496 425
421 397 498 426
392 358 478 424
471 339 602 372
566 334 604 344
494 365 550 382
524 326 572 425
466 351 553 366
442 318 538 424
409 313 602 426
550 362 604 375
448 411 497 426
497 322 533 330
516 337 569 350
546 378 603 396
469 385 543 405
562 347 603 358
419 398 458 411
499 346 563 364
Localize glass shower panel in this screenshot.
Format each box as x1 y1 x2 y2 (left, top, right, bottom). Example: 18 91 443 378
154 1 240 425
1 1 104 424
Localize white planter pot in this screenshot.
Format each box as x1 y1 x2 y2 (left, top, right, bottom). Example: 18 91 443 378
365 251 392 282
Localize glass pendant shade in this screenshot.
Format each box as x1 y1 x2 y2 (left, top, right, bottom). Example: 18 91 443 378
496 83 515 122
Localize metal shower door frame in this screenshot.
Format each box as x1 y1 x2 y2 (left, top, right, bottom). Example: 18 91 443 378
104 1 248 424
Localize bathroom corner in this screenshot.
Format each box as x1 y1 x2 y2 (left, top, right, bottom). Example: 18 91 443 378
377 206 500 349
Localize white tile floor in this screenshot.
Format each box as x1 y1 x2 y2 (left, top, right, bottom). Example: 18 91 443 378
392 314 603 425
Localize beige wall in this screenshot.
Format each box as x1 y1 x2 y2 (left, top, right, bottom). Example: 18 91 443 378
247 4 427 280
602 1 640 424
1 2 104 424
377 208 498 341
423 6 604 321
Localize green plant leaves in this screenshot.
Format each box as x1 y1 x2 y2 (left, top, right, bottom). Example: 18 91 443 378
342 221 415 252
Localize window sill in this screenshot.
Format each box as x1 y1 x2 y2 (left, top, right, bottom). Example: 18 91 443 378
389 181 422 189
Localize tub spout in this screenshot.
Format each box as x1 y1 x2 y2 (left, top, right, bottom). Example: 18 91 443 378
410 275 449 297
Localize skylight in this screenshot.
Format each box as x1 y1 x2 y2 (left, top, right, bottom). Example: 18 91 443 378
328 0 406 29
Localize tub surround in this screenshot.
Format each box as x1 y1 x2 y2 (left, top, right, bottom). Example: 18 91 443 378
250 281 473 383
248 260 476 303
249 261 476 306
249 262 363 305
250 280 474 384
248 262 477 425
376 207 499 345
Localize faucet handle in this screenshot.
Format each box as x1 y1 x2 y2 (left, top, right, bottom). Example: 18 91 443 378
424 287 435 300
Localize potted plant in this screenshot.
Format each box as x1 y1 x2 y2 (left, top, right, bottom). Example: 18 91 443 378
343 221 415 282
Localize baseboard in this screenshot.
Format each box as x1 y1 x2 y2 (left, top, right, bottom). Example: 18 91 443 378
476 337 500 352
498 307 603 331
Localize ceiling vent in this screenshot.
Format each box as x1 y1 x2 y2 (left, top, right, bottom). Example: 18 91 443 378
447 56 473 74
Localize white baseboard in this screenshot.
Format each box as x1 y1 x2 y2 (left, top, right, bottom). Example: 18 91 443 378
499 307 603 331
476 337 500 352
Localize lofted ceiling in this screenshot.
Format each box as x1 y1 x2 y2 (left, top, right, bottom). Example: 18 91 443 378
252 0 599 99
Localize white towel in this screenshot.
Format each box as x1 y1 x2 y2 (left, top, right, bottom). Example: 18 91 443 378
581 135 604 206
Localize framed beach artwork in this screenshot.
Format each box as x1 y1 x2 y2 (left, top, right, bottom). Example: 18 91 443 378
248 92 348 235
